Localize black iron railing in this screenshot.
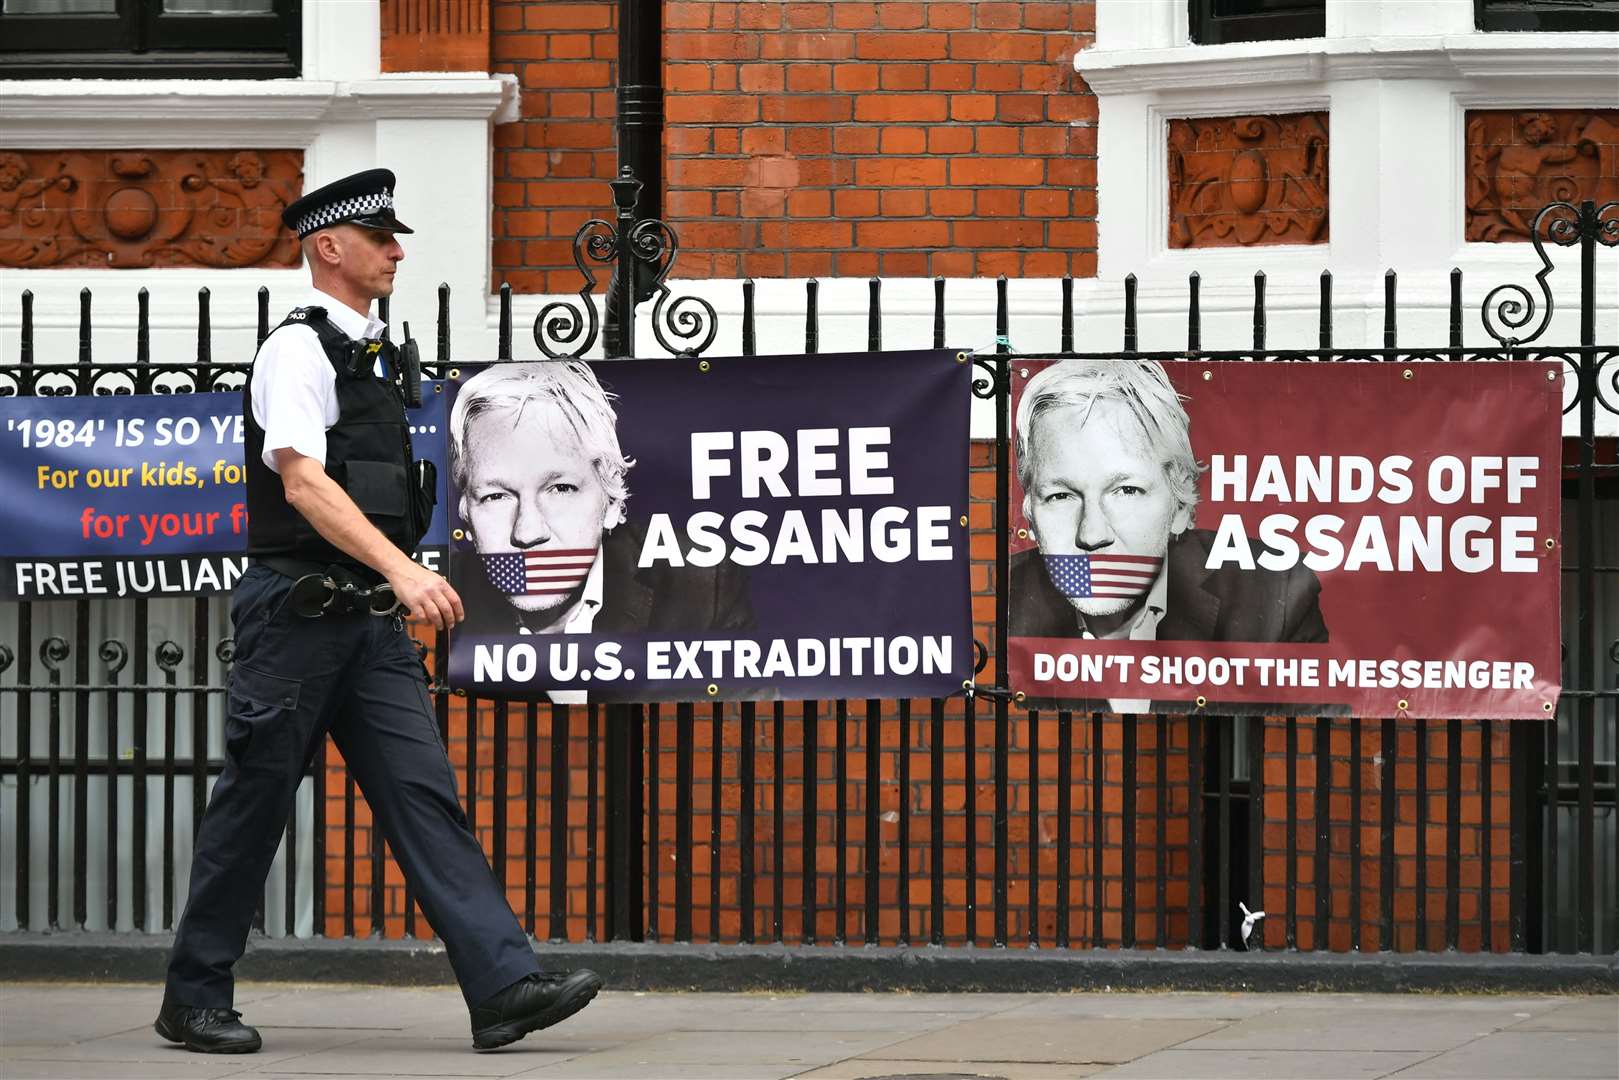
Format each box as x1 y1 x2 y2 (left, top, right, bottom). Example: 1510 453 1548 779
1 199 1615 958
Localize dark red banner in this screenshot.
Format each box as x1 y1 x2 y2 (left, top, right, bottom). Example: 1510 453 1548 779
1007 359 1563 719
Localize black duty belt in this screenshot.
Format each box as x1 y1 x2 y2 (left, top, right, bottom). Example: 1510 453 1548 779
287 573 403 618
255 557 400 618
257 555 384 588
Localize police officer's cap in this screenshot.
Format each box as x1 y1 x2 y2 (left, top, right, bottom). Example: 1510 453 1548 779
282 168 414 239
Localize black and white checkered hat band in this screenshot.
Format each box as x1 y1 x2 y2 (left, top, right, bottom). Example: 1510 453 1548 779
294 191 392 236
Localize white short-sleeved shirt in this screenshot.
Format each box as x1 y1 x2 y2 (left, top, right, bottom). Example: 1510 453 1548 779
250 289 388 472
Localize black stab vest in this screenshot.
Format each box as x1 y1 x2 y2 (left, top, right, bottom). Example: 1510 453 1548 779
243 306 427 576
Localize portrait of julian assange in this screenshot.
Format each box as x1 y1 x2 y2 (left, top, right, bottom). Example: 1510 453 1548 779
1011 359 1329 644
448 360 754 641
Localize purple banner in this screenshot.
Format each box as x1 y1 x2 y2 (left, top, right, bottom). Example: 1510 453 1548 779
446 350 972 703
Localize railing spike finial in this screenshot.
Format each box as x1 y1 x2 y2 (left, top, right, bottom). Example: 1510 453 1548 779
1449 268 1464 352
1123 273 1138 354
136 287 150 369
1060 275 1074 354
78 287 92 368
196 286 212 371
1318 270 1333 358
498 281 513 360
1187 270 1202 355
1383 270 1398 352
995 275 1010 356
741 278 756 357
867 277 882 352
1252 271 1266 353
20 289 34 368
437 282 451 369
805 278 820 355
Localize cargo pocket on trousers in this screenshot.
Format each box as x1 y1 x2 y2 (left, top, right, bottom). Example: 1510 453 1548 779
224 664 303 773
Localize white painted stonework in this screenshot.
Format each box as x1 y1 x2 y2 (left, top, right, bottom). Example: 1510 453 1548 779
0 0 516 374
1075 0 1618 358
1 0 1612 428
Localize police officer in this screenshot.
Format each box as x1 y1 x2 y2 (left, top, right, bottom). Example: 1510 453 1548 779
156 169 600 1054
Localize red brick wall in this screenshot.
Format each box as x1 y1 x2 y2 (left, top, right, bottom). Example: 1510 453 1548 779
490 1 1098 290
322 708 1511 951
491 0 620 294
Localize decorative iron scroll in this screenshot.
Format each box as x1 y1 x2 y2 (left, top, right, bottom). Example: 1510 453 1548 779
970 353 1003 400
1482 200 1619 347
532 167 717 360
533 219 610 359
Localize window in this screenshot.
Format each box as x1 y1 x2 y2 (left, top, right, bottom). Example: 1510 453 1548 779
0 0 300 79
1476 0 1619 31
1189 0 1325 45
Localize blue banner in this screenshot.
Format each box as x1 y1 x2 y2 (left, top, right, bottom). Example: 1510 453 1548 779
0 385 447 599
445 350 972 703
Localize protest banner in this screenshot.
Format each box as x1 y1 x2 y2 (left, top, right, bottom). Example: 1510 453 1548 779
1007 359 1563 719
446 350 973 703
0 386 447 600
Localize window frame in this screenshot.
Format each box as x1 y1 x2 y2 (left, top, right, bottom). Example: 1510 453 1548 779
0 0 301 79
1475 0 1619 32
1188 0 1326 45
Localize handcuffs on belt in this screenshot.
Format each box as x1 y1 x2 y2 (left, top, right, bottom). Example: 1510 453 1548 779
289 573 405 620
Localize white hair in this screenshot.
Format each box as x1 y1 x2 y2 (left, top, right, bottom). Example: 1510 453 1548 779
1015 359 1202 518
450 361 634 514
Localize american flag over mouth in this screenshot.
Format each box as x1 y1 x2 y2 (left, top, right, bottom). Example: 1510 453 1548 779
482 549 596 596
1043 553 1163 600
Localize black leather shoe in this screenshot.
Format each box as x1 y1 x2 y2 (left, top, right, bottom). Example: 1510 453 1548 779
154 1002 262 1054
470 969 602 1051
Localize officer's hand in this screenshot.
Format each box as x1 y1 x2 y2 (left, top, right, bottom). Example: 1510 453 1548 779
388 563 464 630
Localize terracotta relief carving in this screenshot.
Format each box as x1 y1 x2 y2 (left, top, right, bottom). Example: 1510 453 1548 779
1465 109 1619 242
0 149 303 269
1168 113 1329 249
381 0 488 72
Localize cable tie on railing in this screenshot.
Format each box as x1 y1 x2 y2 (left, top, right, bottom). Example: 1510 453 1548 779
963 683 1020 703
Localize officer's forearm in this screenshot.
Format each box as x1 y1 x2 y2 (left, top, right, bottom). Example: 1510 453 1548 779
278 454 416 579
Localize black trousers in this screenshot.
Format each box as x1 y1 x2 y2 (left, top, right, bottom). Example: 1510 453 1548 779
165 565 539 1009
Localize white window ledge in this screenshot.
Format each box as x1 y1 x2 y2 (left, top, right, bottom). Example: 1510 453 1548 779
1076 33 1619 93
0 73 519 144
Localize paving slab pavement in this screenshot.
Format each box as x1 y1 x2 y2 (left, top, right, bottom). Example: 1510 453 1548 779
0 983 1611 1080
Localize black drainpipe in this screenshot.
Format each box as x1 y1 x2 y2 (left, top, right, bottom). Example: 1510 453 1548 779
602 0 661 944
604 0 663 358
